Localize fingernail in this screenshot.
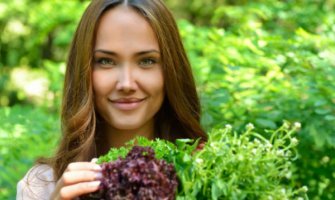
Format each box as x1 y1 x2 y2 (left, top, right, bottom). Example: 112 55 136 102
89 181 101 187
93 164 102 171
95 172 103 180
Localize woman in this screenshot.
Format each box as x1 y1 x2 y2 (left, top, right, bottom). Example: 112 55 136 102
17 0 207 199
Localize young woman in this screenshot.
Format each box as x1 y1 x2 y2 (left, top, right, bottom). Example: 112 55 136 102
17 0 207 199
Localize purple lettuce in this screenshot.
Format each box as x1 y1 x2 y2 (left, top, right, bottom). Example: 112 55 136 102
80 146 178 200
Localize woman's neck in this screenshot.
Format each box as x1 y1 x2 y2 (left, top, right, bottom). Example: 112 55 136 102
96 121 155 156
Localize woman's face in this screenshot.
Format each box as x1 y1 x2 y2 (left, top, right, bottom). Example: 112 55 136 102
93 6 164 135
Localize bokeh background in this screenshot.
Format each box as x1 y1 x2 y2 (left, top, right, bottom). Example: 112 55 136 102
0 0 334 199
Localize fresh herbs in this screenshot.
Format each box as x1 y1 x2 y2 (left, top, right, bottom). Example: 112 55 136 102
85 122 308 200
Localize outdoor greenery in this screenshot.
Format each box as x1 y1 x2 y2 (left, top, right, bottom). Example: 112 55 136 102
0 0 334 199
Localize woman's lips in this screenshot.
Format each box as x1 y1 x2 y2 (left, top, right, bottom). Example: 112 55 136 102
109 98 145 111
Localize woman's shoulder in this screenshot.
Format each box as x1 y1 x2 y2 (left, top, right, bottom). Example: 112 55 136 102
16 164 56 200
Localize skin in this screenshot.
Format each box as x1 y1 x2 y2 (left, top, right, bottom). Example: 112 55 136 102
52 5 164 199
51 162 102 199
93 5 164 151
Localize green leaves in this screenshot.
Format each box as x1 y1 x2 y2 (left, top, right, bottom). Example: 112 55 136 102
98 123 305 199
178 9 335 198
0 106 59 199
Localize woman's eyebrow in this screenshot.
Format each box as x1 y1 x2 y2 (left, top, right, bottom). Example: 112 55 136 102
94 49 160 56
94 49 117 56
136 50 160 56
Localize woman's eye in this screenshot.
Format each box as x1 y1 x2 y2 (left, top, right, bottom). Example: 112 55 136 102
96 58 116 66
139 58 157 67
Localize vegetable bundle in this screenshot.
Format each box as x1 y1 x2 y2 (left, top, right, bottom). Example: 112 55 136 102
80 146 177 199
82 122 308 200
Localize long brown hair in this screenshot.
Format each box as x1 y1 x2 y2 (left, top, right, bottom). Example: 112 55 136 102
45 0 207 180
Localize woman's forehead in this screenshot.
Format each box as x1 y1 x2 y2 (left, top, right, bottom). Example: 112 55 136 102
94 6 159 54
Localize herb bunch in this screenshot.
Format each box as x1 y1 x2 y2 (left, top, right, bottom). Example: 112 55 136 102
87 122 308 200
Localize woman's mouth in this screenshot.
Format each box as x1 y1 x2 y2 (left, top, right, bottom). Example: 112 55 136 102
109 98 145 111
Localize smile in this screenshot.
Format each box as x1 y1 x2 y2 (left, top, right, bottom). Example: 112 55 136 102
109 98 145 111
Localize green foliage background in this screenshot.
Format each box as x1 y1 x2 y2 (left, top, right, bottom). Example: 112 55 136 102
0 0 334 199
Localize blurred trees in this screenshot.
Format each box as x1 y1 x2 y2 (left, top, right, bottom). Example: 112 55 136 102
1 0 334 199
0 0 88 107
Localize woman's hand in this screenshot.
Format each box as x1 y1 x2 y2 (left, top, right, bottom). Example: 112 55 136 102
51 162 102 200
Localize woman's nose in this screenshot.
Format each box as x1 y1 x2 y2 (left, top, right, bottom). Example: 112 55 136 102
115 65 137 92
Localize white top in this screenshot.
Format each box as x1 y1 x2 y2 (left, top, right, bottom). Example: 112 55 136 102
16 165 56 200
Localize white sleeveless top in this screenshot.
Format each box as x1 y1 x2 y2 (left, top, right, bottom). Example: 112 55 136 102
16 165 56 200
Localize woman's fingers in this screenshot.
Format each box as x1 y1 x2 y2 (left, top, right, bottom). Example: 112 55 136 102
62 170 102 185
59 181 101 199
62 162 102 186
65 162 101 172
51 162 103 200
